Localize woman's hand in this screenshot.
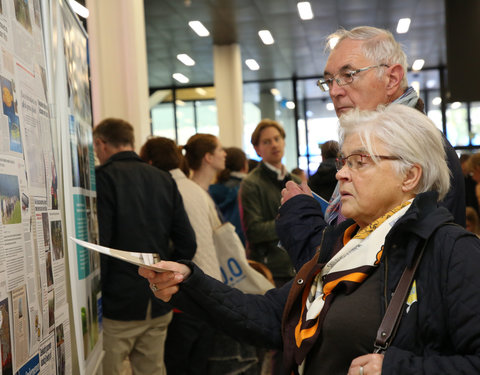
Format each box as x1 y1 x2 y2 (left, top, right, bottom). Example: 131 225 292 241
347 354 384 375
281 181 313 205
138 261 191 302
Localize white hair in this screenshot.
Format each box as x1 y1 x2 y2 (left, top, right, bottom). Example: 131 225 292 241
338 104 450 200
327 26 408 89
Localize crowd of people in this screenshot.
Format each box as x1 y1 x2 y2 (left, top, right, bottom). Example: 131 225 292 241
93 26 480 375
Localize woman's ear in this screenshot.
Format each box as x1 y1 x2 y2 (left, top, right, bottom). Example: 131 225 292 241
402 164 422 193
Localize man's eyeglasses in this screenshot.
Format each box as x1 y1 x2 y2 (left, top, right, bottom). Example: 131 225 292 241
335 153 399 171
317 64 389 92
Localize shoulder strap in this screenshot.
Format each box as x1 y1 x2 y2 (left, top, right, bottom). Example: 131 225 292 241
373 223 444 353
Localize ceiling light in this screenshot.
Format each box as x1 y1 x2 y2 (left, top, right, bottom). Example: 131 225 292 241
177 54 195 66
172 73 189 83
396 18 411 34
326 103 334 111
188 21 210 37
451 102 461 109
270 88 280 96
412 59 425 71
258 30 274 45
195 88 207 96
69 0 89 18
328 37 339 49
245 59 260 70
297 2 314 20
286 101 295 109
432 97 442 106
175 100 185 106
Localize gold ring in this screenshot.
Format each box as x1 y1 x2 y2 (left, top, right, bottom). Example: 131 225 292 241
150 283 158 292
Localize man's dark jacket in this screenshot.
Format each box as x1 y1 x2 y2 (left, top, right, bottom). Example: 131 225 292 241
96 151 196 320
169 192 480 374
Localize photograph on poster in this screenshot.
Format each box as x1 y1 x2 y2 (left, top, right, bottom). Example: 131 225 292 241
1 77 22 154
47 293 54 329
55 324 65 375
50 220 64 261
45 251 53 288
0 298 13 375
0 173 21 225
41 212 49 248
13 0 32 34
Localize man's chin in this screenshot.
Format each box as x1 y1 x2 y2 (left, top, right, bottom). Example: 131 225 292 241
336 107 353 116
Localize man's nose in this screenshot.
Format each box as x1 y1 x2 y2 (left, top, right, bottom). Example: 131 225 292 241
329 79 345 97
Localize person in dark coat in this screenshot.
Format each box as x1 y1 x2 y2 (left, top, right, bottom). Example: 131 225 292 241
139 105 480 375
93 118 196 375
308 140 339 201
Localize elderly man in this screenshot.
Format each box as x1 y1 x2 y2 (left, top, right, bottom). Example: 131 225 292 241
276 26 465 270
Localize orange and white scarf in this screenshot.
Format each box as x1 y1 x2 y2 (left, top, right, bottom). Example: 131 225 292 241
295 200 412 373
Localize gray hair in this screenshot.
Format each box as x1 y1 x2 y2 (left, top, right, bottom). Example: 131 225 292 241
338 104 450 200
327 26 408 89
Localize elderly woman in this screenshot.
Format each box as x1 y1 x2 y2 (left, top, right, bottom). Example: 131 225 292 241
139 105 480 375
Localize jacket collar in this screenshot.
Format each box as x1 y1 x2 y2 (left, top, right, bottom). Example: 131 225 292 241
98 151 143 168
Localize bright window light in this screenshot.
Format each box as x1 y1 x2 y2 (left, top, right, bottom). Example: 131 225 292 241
397 18 411 34
270 88 280 96
172 73 189 83
297 2 314 20
258 30 274 45
69 0 89 18
286 101 295 109
412 59 425 71
188 21 210 37
411 81 420 96
326 103 335 111
245 59 260 70
175 100 186 106
177 54 195 66
432 97 442 106
426 79 436 89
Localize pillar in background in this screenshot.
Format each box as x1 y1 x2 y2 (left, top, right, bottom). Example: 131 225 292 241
213 44 244 148
86 0 150 152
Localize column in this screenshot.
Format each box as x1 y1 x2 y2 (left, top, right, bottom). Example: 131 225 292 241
86 0 150 152
213 44 244 148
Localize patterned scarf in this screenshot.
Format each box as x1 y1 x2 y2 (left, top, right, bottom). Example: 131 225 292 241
294 201 412 373
324 87 419 225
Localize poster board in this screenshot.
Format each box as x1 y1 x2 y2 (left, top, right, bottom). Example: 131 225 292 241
0 0 73 374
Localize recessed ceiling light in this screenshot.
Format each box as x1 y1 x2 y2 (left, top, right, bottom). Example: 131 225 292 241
451 101 462 109
432 97 442 106
286 101 295 109
172 73 189 83
177 54 195 66
412 59 425 71
297 2 314 20
195 88 207 96
258 30 274 45
188 21 210 37
245 59 260 70
397 18 411 34
69 0 89 18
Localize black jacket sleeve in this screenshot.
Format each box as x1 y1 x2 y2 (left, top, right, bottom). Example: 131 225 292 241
276 195 328 271
171 261 290 349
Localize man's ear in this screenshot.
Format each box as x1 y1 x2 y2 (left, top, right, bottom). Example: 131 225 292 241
385 64 404 95
402 164 422 193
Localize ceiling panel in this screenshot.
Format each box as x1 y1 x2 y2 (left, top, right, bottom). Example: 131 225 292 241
144 0 445 89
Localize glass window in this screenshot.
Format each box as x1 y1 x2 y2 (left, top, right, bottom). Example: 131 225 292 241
196 100 219 135
470 102 480 145
446 102 468 146
176 102 196 145
151 103 175 139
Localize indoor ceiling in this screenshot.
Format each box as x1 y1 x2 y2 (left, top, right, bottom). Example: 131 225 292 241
143 0 446 90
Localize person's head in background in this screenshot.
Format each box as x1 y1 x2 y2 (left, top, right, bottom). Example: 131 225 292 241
460 153 472 176
468 153 480 183
466 206 480 236
291 168 307 184
251 119 286 170
184 133 226 190
320 140 340 161
321 26 408 117
92 118 134 165
217 147 248 184
248 159 259 172
139 136 190 175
